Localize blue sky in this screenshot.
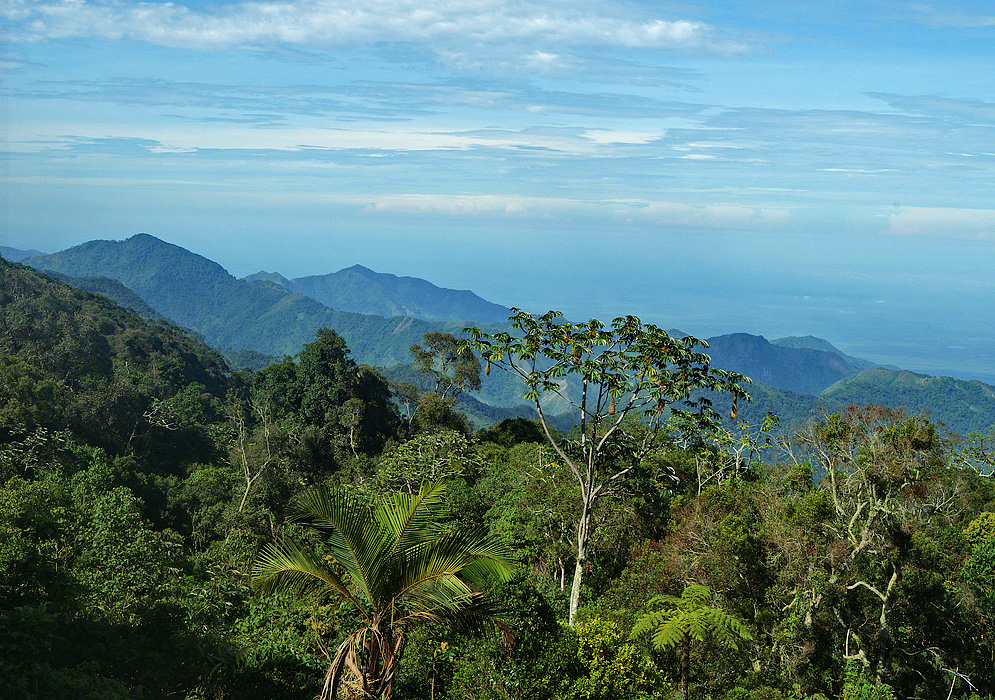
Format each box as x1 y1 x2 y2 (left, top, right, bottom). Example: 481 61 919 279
3 0 995 381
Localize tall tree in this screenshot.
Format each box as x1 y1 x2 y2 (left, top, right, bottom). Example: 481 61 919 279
465 309 749 624
252 481 514 700
784 406 959 687
410 332 481 399
250 329 399 475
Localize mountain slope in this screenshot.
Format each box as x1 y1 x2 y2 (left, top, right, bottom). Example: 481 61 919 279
703 333 863 395
0 256 229 453
771 335 879 370
820 368 995 435
24 234 471 366
46 271 165 321
245 264 511 324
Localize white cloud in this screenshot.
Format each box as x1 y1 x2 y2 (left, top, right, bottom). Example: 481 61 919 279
581 129 660 145
362 193 791 230
884 206 995 240
622 201 790 229
5 0 744 55
819 168 897 173
366 194 574 217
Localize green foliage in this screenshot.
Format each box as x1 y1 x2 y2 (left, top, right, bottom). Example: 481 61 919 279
961 537 995 615
467 309 750 624
249 329 400 476
632 585 752 653
409 391 473 436
411 331 482 399
0 477 79 608
477 417 549 447
572 617 665 700
77 487 183 621
252 481 515 699
964 511 995 548
840 660 897 700
376 428 481 490
6 262 995 700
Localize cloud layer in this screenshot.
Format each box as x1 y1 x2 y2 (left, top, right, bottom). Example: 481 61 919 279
6 0 744 57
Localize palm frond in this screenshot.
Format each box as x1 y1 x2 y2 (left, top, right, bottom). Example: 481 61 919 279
375 480 449 556
291 484 384 603
252 536 363 614
391 527 514 616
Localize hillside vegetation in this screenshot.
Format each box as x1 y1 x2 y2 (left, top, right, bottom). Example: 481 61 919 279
25 234 477 366
2 258 995 700
22 234 995 435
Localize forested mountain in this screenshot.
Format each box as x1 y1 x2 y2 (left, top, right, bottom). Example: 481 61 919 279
45 271 166 321
245 264 510 324
821 367 995 435
0 256 228 455
0 246 46 262
3 251 995 700
20 234 995 434
24 234 475 366
701 333 863 395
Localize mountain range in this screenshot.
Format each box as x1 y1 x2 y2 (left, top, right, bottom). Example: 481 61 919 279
20 234 482 367
9 235 995 435
243 265 510 324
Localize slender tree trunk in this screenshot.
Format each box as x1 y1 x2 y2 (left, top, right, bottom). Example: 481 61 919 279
681 631 691 700
568 495 593 625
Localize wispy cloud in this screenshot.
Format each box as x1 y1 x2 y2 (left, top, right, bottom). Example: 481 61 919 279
5 0 746 60
362 192 790 230
868 92 995 124
12 75 715 122
905 2 995 28
884 206 995 239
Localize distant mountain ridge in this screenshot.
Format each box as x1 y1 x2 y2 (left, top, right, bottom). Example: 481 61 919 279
24 234 473 367
21 233 995 435
1 245 46 262
703 332 864 395
821 368 995 434
244 264 510 324
771 335 881 370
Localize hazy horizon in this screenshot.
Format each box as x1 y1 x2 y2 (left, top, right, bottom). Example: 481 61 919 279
3 1 994 384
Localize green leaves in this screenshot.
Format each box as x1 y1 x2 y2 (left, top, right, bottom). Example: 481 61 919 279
465 308 750 433
631 584 753 652
252 481 515 698
410 332 482 399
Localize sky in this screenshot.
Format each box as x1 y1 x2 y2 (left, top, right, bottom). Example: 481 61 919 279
2 0 995 382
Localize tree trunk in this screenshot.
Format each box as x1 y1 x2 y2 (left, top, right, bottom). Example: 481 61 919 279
568 494 594 625
681 631 691 700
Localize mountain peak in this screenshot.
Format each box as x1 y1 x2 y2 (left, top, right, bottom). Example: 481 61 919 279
341 264 377 275
243 270 291 287
290 265 510 324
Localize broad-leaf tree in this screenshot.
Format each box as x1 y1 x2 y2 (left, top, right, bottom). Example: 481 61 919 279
252 481 514 700
631 584 752 700
465 309 749 623
410 332 481 399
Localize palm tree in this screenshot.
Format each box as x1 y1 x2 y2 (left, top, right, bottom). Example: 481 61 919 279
631 584 752 700
252 480 514 700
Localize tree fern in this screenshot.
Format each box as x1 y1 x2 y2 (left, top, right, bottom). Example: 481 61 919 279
631 584 752 700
